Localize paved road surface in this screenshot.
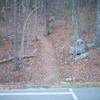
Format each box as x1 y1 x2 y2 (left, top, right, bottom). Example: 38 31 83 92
0 88 100 100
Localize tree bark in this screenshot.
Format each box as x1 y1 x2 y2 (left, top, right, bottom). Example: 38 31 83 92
43 0 49 36
96 0 100 47
72 0 80 46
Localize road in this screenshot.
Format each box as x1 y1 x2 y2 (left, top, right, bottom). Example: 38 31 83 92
0 88 100 100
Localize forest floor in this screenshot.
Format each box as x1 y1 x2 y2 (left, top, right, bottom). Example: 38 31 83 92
0 17 100 89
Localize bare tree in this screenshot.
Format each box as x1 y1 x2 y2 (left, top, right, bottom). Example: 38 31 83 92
34 0 39 40
96 0 100 47
13 0 20 70
43 0 49 36
1 0 8 36
69 0 89 59
72 0 80 45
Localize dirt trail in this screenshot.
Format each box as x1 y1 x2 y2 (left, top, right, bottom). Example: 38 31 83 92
38 34 60 84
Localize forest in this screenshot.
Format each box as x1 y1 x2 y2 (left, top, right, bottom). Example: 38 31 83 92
0 0 100 89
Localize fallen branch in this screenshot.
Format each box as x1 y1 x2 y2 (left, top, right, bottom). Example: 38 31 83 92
0 57 14 64
0 49 37 64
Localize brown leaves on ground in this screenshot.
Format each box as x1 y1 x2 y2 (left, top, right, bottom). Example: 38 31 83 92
0 17 100 88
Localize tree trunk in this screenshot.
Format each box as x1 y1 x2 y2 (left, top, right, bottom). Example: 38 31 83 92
13 0 20 70
34 0 39 40
72 0 80 46
96 0 100 47
43 0 49 36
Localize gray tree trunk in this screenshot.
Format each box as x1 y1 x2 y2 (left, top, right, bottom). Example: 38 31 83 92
72 0 80 46
34 0 39 40
13 0 20 70
96 0 100 47
43 0 49 36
